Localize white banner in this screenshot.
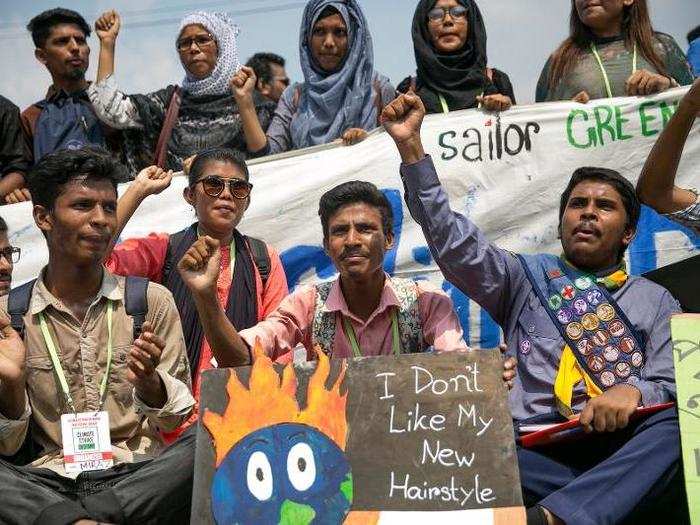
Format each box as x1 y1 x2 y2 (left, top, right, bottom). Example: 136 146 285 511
4 87 699 347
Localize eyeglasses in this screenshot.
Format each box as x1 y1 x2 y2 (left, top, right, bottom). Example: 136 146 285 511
195 176 253 199
0 246 20 264
273 76 291 87
427 5 469 21
176 33 216 52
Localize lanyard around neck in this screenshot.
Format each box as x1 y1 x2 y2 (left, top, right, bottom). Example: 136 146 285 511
438 91 486 114
38 300 115 412
342 308 401 358
590 42 637 98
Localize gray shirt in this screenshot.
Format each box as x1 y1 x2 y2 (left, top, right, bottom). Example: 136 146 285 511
401 155 680 421
265 71 396 155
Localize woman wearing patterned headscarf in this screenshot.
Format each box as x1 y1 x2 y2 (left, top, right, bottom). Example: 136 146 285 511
397 0 515 114
233 0 395 155
88 10 275 172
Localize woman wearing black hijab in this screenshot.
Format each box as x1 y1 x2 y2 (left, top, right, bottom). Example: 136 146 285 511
397 0 515 113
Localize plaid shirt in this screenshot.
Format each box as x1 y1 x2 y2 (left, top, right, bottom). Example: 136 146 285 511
665 189 700 234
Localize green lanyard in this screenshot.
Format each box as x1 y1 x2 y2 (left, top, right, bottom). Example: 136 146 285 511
438 94 450 114
342 308 401 358
228 238 236 281
438 92 486 114
38 300 115 413
590 42 637 99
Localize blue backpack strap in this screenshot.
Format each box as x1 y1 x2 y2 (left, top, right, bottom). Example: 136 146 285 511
8 280 37 337
124 276 149 341
516 254 644 392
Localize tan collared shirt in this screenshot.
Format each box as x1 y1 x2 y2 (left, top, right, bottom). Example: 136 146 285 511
0 270 194 477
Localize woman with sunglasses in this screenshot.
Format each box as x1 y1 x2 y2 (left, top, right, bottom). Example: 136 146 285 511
104 148 289 440
536 0 693 103
396 0 515 114
232 0 395 154
88 10 275 173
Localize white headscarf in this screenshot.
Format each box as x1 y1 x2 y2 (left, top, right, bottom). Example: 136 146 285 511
179 11 240 97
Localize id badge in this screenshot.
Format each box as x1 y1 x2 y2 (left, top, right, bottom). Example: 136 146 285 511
60 411 114 474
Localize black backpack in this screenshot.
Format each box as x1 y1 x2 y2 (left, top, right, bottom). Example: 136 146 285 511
8 275 149 341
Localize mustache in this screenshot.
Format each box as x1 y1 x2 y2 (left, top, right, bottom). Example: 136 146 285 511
574 221 601 236
341 249 366 259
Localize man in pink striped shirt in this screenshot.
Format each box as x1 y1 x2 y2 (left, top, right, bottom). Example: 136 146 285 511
177 180 471 362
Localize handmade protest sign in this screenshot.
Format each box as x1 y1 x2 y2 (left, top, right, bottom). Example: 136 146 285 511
671 314 700 524
192 347 523 524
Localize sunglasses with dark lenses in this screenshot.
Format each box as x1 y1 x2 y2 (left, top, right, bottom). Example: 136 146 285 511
0 246 20 264
176 33 216 52
427 5 468 21
196 176 253 199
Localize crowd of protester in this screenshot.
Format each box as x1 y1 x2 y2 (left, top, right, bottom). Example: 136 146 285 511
0 0 698 524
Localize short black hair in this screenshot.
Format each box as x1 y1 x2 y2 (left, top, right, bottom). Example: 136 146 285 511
27 146 125 211
245 53 286 85
0 216 7 233
27 8 91 48
689 26 700 44
318 181 393 240
188 147 250 186
559 167 641 232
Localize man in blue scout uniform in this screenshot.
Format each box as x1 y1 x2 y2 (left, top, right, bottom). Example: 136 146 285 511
381 92 682 525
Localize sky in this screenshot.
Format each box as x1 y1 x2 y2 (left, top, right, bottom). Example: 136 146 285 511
0 0 698 110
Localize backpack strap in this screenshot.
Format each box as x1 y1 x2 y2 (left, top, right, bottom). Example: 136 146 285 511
390 277 424 353
124 276 149 341
154 86 182 169
8 280 37 337
311 282 335 356
246 236 271 287
162 229 189 285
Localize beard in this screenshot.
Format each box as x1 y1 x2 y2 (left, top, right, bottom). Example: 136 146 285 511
65 67 87 81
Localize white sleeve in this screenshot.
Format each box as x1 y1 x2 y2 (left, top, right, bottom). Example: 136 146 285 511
88 76 145 130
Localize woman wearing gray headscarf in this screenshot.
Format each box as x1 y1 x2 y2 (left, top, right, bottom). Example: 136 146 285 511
88 10 275 172
233 0 395 155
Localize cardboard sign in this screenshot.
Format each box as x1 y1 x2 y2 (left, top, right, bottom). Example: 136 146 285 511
192 349 524 524
671 314 700 524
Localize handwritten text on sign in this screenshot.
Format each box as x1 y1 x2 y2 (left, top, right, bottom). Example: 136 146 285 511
344 351 521 512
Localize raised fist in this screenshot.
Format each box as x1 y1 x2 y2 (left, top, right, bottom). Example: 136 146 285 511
95 10 121 44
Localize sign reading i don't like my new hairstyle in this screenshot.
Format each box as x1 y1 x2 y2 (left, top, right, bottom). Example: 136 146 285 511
192 347 524 524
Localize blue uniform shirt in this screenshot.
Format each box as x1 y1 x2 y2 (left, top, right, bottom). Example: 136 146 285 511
401 155 680 421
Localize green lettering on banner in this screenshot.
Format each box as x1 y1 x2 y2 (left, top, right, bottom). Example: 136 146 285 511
613 106 632 141
594 105 615 146
566 110 595 149
660 101 679 127
639 101 659 137
671 314 700 524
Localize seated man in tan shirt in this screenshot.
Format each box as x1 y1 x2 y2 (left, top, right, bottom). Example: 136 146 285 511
0 147 195 524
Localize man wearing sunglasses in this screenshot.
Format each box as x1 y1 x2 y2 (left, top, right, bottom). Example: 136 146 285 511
105 147 289 440
0 217 18 297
